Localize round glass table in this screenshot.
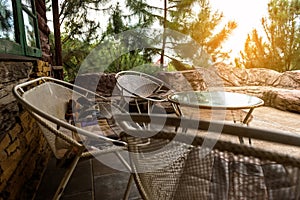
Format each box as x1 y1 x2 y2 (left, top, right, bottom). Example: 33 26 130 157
168 91 264 144
168 91 264 110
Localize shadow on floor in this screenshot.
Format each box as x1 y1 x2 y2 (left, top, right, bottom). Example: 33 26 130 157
35 155 141 200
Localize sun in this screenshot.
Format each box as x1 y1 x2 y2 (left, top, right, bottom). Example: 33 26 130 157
209 0 269 62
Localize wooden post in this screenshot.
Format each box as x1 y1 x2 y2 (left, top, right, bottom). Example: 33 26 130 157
160 0 167 70
52 0 63 79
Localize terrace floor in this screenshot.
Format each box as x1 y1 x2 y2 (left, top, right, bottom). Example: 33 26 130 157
34 106 300 200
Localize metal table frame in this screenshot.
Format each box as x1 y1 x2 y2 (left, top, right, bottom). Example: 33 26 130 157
168 91 264 144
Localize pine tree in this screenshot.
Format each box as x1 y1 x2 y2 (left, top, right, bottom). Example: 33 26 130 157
240 0 300 72
126 0 237 65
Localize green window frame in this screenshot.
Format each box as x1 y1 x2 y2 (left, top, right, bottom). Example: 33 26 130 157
0 0 41 58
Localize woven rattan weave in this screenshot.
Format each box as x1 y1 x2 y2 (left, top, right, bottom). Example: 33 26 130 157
116 113 300 200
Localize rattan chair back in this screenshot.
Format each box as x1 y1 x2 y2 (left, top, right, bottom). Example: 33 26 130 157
116 113 300 200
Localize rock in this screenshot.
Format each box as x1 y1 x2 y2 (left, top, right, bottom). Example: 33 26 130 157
160 63 300 113
158 71 195 91
246 68 281 86
0 62 32 83
266 89 300 113
277 70 300 89
214 63 284 87
77 65 300 113
76 73 117 97
215 63 248 86
224 86 300 113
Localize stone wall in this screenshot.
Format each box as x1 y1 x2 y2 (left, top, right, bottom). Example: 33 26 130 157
35 0 51 63
215 64 300 113
0 1 52 198
0 61 51 199
76 67 300 114
0 112 49 199
75 73 118 97
158 64 300 113
214 63 300 89
0 62 32 136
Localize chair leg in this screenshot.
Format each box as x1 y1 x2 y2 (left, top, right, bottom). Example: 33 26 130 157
114 152 135 200
123 174 134 200
115 152 131 172
238 136 244 144
53 154 82 200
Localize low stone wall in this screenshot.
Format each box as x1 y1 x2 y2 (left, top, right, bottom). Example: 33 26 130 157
215 64 300 113
224 86 300 113
215 63 300 89
77 67 300 113
158 65 300 113
75 73 118 97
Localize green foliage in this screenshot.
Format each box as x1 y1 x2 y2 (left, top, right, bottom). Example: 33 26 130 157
59 1 111 43
62 38 95 81
105 50 150 73
0 0 14 39
125 0 157 28
239 0 300 72
184 0 237 63
100 3 129 41
99 3 156 73
125 0 236 65
168 59 195 71
128 63 162 75
49 0 238 78
49 32 95 82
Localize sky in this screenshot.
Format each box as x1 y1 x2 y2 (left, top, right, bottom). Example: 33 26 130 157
209 0 269 61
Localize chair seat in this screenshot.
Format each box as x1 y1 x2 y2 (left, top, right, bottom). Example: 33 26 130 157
13 77 131 199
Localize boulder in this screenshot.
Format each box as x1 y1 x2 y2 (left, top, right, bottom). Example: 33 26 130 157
160 64 300 113
263 88 300 113
277 70 300 89
246 68 281 86
225 86 300 113
214 63 283 87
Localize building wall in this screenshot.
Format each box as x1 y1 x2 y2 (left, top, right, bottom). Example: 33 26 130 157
0 0 52 199
35 0 52 63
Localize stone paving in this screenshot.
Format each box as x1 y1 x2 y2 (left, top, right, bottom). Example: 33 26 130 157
181 106 300 158
251 106 300 133
34 106 300 200
247 106 300 158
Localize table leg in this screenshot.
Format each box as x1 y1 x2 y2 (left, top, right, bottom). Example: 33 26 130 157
241 108 255 145
238 136 244 144
171 103 183 116
243 108 254 124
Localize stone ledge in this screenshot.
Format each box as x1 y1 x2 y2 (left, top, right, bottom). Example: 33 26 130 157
215 63 300 89
159 66 300 114
76 70 300 114
225 86 300 113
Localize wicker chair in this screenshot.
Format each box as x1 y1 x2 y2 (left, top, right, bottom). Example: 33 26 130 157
115 70 175 114
13 77 131 200
116 113 300 200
